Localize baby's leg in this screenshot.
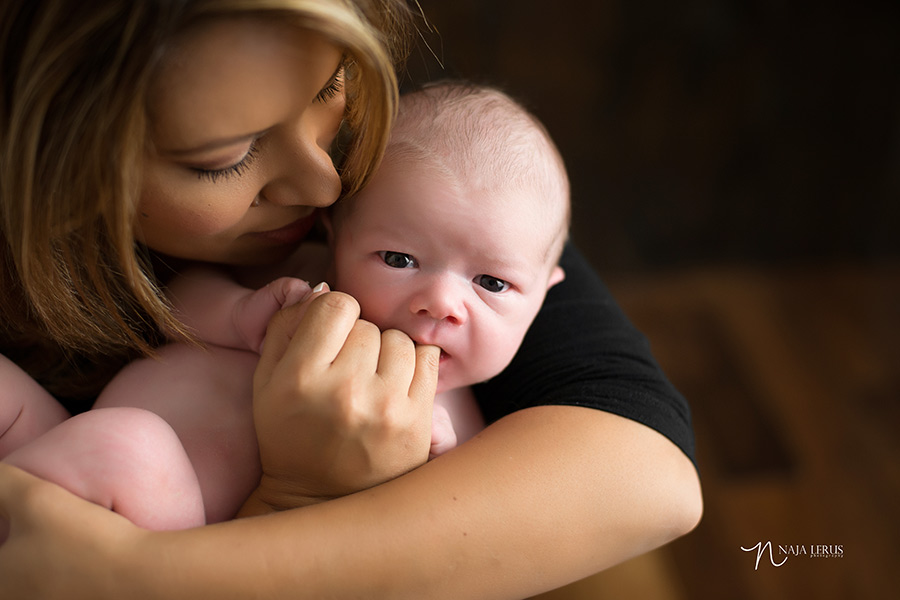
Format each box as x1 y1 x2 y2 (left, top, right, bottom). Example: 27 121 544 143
95 343 261 523
2 407 205 532
0 354 70 458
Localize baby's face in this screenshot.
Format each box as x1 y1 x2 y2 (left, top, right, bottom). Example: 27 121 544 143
331 157 564 393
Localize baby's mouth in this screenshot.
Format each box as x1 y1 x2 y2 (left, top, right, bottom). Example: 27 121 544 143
410 335 449 363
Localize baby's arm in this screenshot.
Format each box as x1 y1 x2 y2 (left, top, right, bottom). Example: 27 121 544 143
0 354 70 458
166 268 311 353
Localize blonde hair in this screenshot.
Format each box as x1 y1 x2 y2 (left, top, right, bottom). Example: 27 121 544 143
0 0 413 402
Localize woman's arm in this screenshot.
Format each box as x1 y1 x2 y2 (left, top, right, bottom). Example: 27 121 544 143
0 246 702 598
0 406 699 600
475 243 697 464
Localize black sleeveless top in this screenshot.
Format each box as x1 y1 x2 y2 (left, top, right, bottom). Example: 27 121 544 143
473 243 696 464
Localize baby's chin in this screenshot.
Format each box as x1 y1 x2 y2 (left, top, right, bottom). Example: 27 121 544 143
423 345 513 394
435 368 471 395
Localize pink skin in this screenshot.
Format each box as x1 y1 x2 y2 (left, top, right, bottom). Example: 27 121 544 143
0 355 70 459
2 408 205 539
330 155 565 396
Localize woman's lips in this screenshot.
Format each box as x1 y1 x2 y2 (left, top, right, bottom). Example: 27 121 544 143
252 214 317 245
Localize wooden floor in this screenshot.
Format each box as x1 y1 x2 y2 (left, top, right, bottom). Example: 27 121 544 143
532 261 900 599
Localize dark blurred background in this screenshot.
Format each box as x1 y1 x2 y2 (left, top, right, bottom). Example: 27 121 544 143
405 0 898 275
406 2 900 599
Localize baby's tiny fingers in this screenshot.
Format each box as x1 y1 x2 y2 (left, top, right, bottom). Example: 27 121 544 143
267 277 313 308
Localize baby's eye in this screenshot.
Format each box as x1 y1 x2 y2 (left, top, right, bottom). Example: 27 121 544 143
475 275 510 293
380 251 418 269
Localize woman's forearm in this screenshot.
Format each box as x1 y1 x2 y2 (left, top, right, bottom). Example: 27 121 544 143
124 405 701 600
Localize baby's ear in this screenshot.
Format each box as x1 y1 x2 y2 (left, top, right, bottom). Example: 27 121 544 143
547 265 565 290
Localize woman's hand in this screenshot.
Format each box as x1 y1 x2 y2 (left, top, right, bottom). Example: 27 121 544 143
0 463 142 600
243 286 440 514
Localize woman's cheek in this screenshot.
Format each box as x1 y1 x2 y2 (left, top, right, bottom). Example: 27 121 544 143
138 175 250 239
137 199 211 248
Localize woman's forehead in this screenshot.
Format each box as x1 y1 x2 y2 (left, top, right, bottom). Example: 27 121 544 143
147 18 339 150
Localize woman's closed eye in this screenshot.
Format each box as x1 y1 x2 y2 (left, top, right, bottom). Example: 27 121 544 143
379 251 418 269
191 141 259 183
315 65 345 104
186 63 342 185
474 274 510 293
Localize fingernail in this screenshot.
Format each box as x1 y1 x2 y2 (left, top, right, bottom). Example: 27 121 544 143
312 282 329 293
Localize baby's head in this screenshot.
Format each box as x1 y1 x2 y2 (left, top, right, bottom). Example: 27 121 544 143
330 81 570 392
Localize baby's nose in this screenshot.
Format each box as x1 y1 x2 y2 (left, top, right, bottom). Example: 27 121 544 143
410 278 467 325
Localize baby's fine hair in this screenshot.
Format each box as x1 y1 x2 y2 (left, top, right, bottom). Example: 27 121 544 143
387 81 571 242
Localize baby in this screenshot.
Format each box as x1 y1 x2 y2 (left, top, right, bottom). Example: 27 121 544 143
1 81 570 532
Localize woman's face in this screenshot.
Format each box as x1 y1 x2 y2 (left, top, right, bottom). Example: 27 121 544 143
137 18 346 266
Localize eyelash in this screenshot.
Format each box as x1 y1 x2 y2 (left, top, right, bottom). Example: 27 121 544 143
193 142 259 183
380 252 512 294
192 65 344 183
315 66 345 104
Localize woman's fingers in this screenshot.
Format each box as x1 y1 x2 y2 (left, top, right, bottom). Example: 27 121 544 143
247 287 440 506
255 286 351 384
375 329 416 385
278 291 361 370
409 343 440 401
331 318 382 376
371 330 439 401
258 289 438 396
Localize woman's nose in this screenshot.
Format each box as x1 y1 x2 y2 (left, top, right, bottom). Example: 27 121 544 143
258 122 341 208
410 277 468 326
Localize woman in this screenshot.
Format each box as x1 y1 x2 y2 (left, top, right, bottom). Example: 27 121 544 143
0 1 702 598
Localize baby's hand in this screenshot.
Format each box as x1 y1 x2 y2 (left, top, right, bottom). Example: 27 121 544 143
234 278 312 353
428 404 458 459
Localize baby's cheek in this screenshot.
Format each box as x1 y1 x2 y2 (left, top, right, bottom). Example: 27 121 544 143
355 291 397 330
333 269 389 326
472 324 523 379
